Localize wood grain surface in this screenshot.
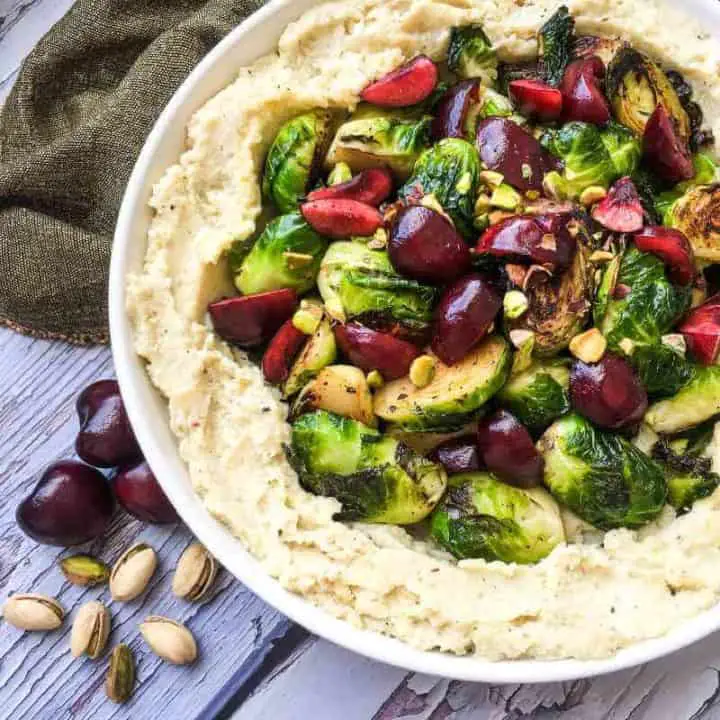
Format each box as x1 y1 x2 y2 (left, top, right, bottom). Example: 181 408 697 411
4 1 720 719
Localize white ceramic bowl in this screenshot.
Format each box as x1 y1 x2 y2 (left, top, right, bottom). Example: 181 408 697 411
110 0 720 683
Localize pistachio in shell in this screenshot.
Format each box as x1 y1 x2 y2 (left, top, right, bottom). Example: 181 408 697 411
70 601 110 659
140 616 198 665
172 543 218 603
109 543 158 602
3 593 64 631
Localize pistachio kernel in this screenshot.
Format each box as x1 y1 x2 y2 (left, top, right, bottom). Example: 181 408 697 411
60 554 110 586
106 644 135 704
589 250 615 264
569 328 607 364
579 185 608 206
409 355 436 389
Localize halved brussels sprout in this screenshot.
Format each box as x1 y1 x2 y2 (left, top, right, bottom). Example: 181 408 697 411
497 360 570 434
539 413 667 529
541 122 641 199
399 138 481 238
284 317 337 397
507 227 594 356
292 365 375 426
665 184 720 262
430 472 565 563
325 105 432 181
606 47 690 142
478 88 514 120
537 6 575 87
289 410 447 524
572 35 625 66
655 154 720 224
233 213 328 296
263 110 333 213
373 336 511 431
317 242 436 336
651 439 719 513
447 24 498 86
630 342 693 398
645 365 720 434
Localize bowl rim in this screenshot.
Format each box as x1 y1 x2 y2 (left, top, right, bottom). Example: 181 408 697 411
110 0 720 684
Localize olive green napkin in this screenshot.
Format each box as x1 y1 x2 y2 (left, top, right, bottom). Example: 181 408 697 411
0 0 265 344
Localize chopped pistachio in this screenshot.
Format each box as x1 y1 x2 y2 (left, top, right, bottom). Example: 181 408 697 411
327 162 352 186
474 193 491 214
589 250 614 264
490 183 522 211
569 328 607 364
525 190 541 201
579 185 608 206
420 194 453 224
473 213 490 231
618 337 636 356
489 210 515 225
367 227 388 250
509 331 535 375
283 252 315 270
292 301 324 335
503 290 529 320
479 170 504 188
409 355 436 388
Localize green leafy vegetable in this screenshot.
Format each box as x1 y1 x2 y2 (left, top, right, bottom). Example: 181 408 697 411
538 6 575 87
447 24 498 85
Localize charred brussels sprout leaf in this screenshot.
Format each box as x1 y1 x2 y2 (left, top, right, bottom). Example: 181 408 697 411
538 6 575 87
651 440 719 513
263 110 333 213
317 242 436 335
430 472 565 563
606 47 690 142
656 154 720 225
325 106 432 180
541 122 641 199
400 139 481 238
645 365 720 434
539 413 667 530
630 343 693 398
233 213 328 295
497 360 570 435
665 184 720 262
447 25 498 86
289 410 447 524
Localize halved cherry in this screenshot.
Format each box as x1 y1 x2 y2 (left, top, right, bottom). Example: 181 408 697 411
209 289 298 348
509 79 563 121
389 205 471 283
679 293 720 365
361 55 438 108
559 57 610 125
301 199 383 238
476 118 561 192
643 103 694 183
306 168 393 207
334 322 419 380
431 274 502 366
475 213 576 270
592 177 644 233
635 226 695 286
429 436 481 475
262 319 308 385
570 353 648 430
476 410 543 488
432 79 481 140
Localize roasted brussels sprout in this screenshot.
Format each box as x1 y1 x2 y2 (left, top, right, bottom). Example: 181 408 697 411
651 439 719 513
665 184 720 263
263 110 333 213
572 35 625 66
447 24 498 86
317 242 436 336
478 88 514 120
374 336 511 431
630 342 693 398
507 226 594 356
233 213 328 296
289 410 447 524
497 360 570 435
606 47 690 142
430 472 565 563
655 153 720 224
537 6 575 87
645 365 720 434
399 138 481 238
539 413 667 530
325 106 432 180
284 317 337 397
541 122 641 199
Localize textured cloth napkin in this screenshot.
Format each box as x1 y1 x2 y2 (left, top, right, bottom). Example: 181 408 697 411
0 0 265 344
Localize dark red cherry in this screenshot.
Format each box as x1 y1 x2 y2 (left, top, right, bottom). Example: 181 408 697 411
16 460 114 546
509 79 563 121
75 380 141 468
262 319 307 385
559 57 610 125
429 436 481 475
476 410 543 488
361 55 438 108
112 461 179 524
570 353 648 430
432 79 481 140
476 117 561 191
301 199 384 238
635 226 695 286
334 322 419 380
643 103 694 183
209 289 298 348
431 274 502 366
679 293 720 365
306 168 393 207
389 205 471 283
591 177 644 233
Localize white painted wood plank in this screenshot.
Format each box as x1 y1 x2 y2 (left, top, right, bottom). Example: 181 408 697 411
0 328 298 720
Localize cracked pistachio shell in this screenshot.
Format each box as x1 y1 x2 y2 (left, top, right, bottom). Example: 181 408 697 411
3 593 64 631
71 600 110 659
172 543 218 602
140 616 197 665
110 543 157 602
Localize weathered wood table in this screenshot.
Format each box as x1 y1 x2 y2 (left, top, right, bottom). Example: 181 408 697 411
3 1 720 718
